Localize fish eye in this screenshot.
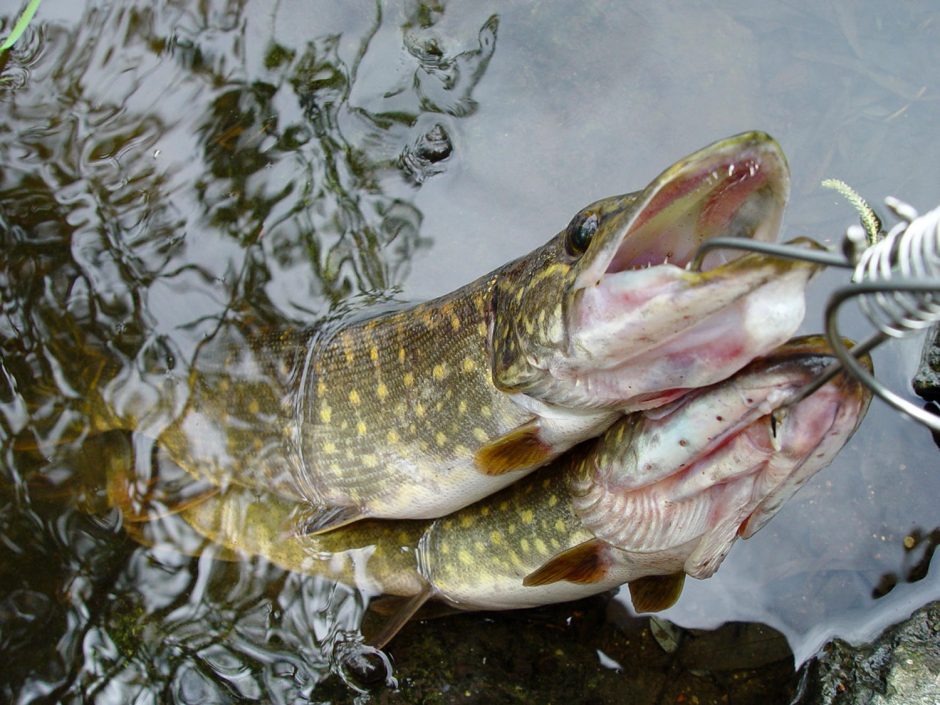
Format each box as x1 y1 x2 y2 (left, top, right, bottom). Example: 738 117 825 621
565 212 598 256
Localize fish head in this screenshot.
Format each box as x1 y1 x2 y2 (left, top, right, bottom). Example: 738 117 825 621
490 131 824 411
574 335 872 581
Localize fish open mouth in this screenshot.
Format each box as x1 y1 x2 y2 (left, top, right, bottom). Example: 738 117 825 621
575 131 790 288
549 132 822 411
574 336 872 578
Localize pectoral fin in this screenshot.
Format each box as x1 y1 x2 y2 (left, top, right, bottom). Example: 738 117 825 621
628 573 686 613
523 539 610 586
474 420 552 476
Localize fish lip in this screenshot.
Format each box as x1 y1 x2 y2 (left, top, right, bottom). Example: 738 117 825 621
573 131 790 290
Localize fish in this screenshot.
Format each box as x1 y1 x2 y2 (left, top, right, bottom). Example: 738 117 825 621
84 132 821 530
173 335 872 645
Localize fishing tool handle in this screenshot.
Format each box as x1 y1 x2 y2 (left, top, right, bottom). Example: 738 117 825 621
693 199 940 432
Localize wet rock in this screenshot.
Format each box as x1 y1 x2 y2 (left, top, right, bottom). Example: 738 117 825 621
912 324 940 402
794 600 940 705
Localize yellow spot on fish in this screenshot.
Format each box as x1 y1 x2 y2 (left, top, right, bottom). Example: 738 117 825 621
435 431 447 447
253 438 263 450
403 372 414 387
440 541 450 555
462 357 476 373
363 454 378 468
535 538 548 555
490 531 502 545
433 363 446 380
480 506 490 517
555 519 566 533
475 541 486 554
398 347 406 364
415 403 426 418
357 420 367 436
499 501 510 512
319 405 332 424
387 430 399 444
248 399 260 415
473 427 488 443
317 380 326 396
548 494 558 508
348 389 361 405
509 551 525 569
370 347 379 362
520 538 530 553
458 400 468 415
323 441 337 454
218 379 230 393
521 509 534 525
460 514 475 529
453 444 469 457
450 314 461 331
477 322 487 337
376 382 388 400
458 549 473 566
481 405 492 418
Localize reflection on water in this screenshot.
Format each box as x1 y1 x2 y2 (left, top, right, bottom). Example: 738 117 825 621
1 1 939 703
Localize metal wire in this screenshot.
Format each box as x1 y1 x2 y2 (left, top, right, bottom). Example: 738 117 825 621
692 199 940 432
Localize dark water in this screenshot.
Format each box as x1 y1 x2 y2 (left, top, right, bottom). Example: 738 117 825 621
1 1 939 703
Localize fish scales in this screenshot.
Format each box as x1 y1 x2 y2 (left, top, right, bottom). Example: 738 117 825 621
179 336 871 620
298 280 536 517
70 133 824 525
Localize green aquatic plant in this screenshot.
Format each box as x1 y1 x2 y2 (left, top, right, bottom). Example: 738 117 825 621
0 0 42 52
821 178 881 245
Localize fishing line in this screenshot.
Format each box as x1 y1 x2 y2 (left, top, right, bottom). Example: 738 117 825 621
692 197 940 432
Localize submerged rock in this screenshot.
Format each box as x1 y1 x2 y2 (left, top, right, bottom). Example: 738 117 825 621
794 601 940 705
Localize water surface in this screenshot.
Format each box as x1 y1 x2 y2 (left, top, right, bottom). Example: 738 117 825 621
1 1 939 702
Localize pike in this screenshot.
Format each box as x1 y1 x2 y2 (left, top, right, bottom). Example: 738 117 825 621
176 336 872 645
93 132 820 529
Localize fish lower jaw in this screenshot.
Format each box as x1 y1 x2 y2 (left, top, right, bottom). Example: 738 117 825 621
556 273 809 410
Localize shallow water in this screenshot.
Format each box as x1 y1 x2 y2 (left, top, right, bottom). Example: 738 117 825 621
1 1 939 702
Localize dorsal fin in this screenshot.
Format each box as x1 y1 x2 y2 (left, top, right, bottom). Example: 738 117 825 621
628 573 686 613
103 434 220 522
474 420 552 476
522 538 610 586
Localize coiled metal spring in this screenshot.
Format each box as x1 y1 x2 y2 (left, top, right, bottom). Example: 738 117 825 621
693 198 940 432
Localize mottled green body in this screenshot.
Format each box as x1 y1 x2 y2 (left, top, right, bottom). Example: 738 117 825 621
297 272 541 518
180 444 598 604
95 132 810 527
178 336 871 618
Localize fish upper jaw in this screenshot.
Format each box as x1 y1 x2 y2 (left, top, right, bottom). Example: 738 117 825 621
571 131 790 292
